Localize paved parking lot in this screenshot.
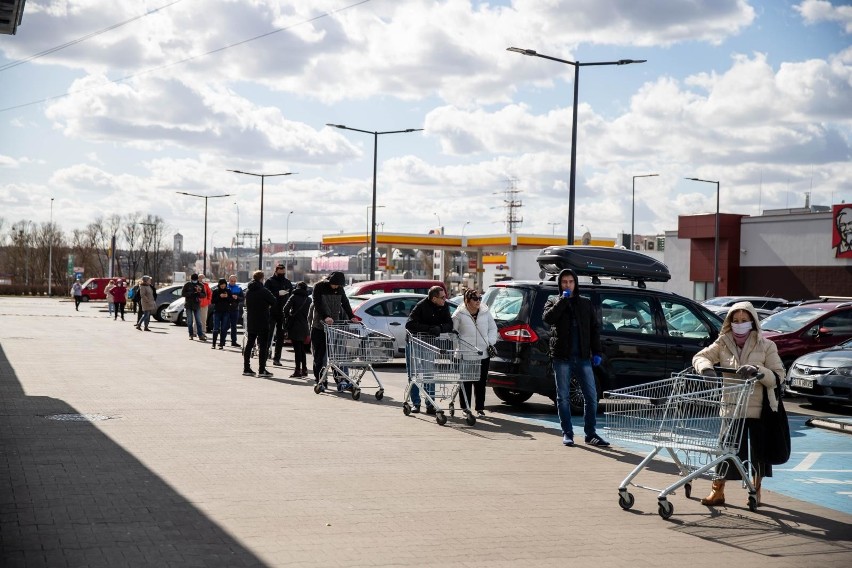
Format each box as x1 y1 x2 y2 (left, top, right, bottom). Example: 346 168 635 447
1 297 851 567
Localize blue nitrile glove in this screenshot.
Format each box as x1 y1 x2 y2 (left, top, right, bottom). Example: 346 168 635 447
592 355 602 367
562 289 571 298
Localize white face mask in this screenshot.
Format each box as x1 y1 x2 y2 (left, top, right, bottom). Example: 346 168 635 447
731 321 753 335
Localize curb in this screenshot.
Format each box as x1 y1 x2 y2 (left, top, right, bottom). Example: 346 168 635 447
806 416 852 434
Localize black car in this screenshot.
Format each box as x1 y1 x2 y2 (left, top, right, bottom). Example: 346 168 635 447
484 247 722 413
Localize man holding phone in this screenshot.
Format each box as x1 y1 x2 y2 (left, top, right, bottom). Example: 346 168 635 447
542 268 609 447
265 264 293 366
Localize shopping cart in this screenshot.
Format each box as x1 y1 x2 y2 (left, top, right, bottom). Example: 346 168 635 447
404 332 483 426
313 322 394 401
603 367 759 519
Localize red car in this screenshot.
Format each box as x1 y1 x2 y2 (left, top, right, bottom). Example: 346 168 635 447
760 299 852 367
78 277 114 301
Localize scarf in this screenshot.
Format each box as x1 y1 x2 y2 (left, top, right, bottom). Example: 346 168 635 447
733 330 751 348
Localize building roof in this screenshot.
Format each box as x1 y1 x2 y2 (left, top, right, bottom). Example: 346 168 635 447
0 0 26 35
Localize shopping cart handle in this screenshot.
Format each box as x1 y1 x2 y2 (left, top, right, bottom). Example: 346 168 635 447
713 365 764 379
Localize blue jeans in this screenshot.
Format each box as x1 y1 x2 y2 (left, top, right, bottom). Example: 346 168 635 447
213 311 230 338
405 339 434 407
186 307 204 337
139 311 151 328
107 303 114 316
228 309 240 343
553 357 598 438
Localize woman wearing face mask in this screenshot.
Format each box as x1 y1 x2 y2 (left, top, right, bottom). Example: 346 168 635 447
692 301 786 508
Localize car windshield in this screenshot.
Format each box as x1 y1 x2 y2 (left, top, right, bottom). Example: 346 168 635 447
482 287 526 322
348 296 368 311
760 307 826 333
703 297 734 307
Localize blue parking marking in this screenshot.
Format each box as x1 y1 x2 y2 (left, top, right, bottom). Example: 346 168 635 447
511 411 852 515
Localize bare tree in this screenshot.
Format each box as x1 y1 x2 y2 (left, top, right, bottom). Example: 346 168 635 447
122 212 143 281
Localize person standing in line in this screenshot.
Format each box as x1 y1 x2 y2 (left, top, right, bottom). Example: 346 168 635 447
112 280 127 321
265 263 293 366
129 280 140 319
135 276 157 331
405 286 453 414
210 278 231 350
199 276 213 337
71 278 83 311
452 288 498 418
283 281 312 378
692 301 786 508
104 279 117 318
310 271 355 384
181 274 207 341
243 270 276 378
226 274 243 347
543 268 609 447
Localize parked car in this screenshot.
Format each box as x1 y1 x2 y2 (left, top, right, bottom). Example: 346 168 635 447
163 283 247 328
702 296 789 311
760 299 852 367
785 338 852 407
711 306 774 321
349 293 426 356
153 284 185 322
345 279 447 297
483 279 723 413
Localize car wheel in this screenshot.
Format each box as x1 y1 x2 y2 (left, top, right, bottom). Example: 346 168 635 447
492 387 533 406
155 305 168 322
569 374 604 415
81 295 90 302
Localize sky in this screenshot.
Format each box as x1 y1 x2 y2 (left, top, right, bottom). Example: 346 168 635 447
0 0 850 253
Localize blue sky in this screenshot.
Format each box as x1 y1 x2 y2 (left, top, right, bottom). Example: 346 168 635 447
1 0 850 252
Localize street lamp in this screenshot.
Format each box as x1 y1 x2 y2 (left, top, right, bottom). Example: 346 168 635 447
631 174 659 251
326 123 423 279
176 191 231 277
227 170 297 271
547 221 561 235
461 221 471 236
685 177 721 297
507 47 646 245
285 210 294 280
433 212 442 231
48 197 54 296
366 205 385 276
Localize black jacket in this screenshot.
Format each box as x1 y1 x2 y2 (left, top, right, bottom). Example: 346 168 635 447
283 287 312 342
181 280 204 310
265 274 293 316
405 297 453 335
210 285 231 314
310 280 354 329
244 280 276 334
542 269 601 359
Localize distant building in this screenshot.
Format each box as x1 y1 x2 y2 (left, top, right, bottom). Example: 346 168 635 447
0 0 26 35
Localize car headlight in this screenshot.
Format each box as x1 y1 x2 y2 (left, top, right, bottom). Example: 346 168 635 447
834 367 852 376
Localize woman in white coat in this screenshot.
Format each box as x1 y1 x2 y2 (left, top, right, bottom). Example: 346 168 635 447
452 289 499 417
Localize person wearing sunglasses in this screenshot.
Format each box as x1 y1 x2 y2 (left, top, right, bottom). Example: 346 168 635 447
452 289 498 418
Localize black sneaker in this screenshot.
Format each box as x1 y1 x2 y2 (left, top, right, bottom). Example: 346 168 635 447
425 406 437 416
243 370 255 376
272 360 282 366
257 370 273 378
585 434 610 447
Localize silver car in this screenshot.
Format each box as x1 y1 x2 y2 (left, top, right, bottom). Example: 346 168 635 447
786 338 852 407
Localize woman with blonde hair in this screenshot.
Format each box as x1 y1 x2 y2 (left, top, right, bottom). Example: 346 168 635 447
692 301 785 507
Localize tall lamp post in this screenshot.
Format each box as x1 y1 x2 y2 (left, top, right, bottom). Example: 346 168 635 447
227 170 296 271
326 123 423 279
507 47 646 245
176 192 231 277
631 174 659 251
547 221 561 235
48 197 54 296
365 205 385 276
285 210 294 280
685 177 721 297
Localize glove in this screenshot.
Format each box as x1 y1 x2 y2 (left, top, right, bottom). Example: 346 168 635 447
700 368 717 378
736 364 759 378
561 289 572 298
592 355 602 367
429 326 441 336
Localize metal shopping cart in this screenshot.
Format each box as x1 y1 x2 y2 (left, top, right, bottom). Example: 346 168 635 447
404 332 483 426
313 322 394 401
603 367 759 519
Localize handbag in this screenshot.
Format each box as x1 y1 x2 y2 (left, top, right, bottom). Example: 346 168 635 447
761 380 791 465
472 313 497 358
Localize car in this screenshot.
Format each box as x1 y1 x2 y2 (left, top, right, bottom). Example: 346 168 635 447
760 299 852 367
484 246 723 414
163 283 248 328
711 306 774 321
702 296 789 311
349 293 426 356
785 338 852 407
78 277 113 301
153 284 185 321
344 279 447 297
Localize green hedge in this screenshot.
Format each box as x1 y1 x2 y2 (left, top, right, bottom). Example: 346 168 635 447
0 284 58 296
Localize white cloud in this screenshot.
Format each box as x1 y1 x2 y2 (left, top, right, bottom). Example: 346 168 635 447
0 154 20 167
795 0 852 33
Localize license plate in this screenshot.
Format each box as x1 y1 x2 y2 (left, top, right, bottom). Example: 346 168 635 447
791 377 815 389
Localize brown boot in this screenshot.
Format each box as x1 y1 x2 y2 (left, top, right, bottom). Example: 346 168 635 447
701 479 726 506
751 476 762 507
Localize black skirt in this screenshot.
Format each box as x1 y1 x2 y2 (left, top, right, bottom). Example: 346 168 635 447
722 417 773 480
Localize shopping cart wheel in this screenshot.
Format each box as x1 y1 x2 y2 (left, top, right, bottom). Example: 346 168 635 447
684 483 692 499
403 403 411 416
375 389 384 401
352 388 361 401
464 411 476 427
747 495 758 512
436 411 447 426
313 382 323 394
657 499 674 520
618 491 634 510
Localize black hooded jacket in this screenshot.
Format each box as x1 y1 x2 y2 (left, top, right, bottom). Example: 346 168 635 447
405 297 453 335
283 286 312 342
310 273 353 329
244 280 276 334
265 273 293 315
542 268 601 359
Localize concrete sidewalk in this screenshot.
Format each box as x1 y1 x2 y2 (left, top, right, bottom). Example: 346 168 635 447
1 297 850 567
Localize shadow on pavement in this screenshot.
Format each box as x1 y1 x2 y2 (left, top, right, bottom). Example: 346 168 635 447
0 344 266 567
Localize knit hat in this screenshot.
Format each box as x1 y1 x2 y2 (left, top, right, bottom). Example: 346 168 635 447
218 278 227 286
328 271 346 286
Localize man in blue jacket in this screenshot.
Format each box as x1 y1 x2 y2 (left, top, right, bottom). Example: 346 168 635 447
226 274 244 347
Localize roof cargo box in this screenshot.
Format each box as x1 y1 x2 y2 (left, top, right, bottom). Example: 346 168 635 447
536 246 670 287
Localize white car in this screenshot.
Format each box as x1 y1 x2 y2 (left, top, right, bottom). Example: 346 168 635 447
164 283 248 327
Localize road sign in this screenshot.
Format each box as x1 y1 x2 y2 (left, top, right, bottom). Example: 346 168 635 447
468 259 477 270
378 257 387 268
